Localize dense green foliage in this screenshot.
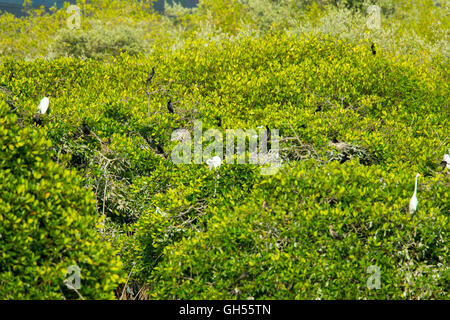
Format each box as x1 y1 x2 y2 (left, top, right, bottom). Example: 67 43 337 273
0 100 123 299
0 0 448 299
149 161 449 299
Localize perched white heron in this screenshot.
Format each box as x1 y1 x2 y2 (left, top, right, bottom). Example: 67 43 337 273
442 151 450 171
33 97 49 125
206 156 222 197
409 173 420 215
38 97 49 115
206 156 222 170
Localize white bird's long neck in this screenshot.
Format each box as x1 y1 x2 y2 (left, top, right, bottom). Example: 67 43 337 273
413 175 419 196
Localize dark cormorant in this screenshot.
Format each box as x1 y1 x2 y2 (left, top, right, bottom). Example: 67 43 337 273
82 123 91 135
146 67 155 87
167 99 174 114
32 112 41 126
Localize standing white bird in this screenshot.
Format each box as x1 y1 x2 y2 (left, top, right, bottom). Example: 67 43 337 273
206 156 222 197
38 97 49 114
33 97 50 125
409 173 420 215
206 156 222 171
442 151 450 171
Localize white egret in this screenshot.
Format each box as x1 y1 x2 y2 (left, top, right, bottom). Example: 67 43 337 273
442 151 450 170
33 97 49 126
206 156 222 170
408 173 420 215
206 156 222 198
38 97 49 115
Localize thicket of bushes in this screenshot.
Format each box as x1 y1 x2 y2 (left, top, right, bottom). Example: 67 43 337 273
1 0 448 65
0 100 124 299
149 160 448 299
50 22 148 59
0 0 448 299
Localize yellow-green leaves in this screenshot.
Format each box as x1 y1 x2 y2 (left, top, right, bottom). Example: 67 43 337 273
0 100 124 299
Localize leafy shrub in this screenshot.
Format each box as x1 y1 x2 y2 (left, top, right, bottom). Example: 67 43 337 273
0 0 160 60
0 101 124 299
148 160 449 299
110 34 446 299
0 0 448 300
50 21 148 60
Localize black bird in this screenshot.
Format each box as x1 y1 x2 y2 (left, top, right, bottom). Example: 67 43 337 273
156 143 165 157
339 153 350 164
32 112 41 126
371 43 376 56
167 99 174 114
315 103 322 113
146 67 155 87
81 123 91 135
265 125 271 142
215 116 222 128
